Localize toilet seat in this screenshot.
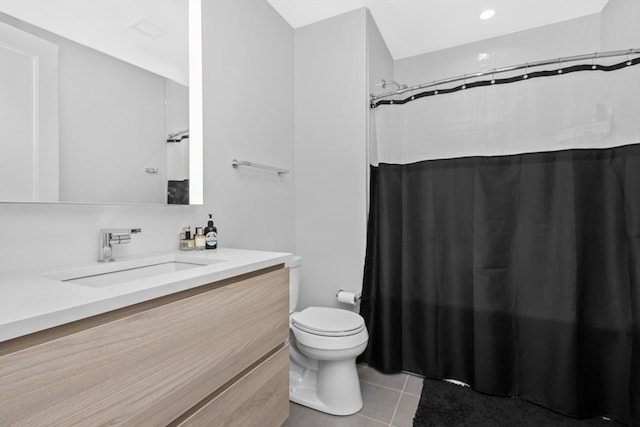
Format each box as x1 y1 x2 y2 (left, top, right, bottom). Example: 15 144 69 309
291 307 365 337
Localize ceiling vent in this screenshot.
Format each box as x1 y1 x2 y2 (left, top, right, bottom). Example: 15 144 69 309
129 19 167 39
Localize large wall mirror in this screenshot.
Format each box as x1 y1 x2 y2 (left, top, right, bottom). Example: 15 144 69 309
0 0 203 205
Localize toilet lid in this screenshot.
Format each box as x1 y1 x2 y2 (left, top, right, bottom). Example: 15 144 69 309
291 307 365 337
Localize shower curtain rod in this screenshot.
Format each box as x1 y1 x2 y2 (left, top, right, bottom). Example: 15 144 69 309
370 48 640 107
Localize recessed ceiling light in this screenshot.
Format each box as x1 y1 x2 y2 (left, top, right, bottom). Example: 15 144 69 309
480 9 496 20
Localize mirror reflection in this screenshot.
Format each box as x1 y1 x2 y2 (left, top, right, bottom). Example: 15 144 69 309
0 0 201 205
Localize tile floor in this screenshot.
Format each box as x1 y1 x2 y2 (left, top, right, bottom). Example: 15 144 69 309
282 364 423 427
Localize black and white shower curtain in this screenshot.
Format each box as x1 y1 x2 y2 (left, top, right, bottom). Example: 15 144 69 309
360 62 640 425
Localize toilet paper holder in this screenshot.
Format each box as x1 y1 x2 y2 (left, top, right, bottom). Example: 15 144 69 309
336 289 362 305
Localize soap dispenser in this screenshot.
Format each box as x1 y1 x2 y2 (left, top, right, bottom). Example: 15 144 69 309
204 214 218 249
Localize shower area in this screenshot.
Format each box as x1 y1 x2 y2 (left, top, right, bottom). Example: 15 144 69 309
360 2 640 425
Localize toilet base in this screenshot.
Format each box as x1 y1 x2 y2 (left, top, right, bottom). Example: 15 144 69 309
289 352 364 416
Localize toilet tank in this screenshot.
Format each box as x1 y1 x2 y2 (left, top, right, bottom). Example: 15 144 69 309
286 256 302 314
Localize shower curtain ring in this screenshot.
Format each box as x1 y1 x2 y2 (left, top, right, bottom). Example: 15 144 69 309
462 74 467 90
557 58 563 74
434 81 439 95
592 52 598 70
491 69 496 85
627 49 633 66
523 63 529 79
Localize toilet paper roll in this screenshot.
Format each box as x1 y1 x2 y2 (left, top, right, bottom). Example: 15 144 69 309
337 291 358 305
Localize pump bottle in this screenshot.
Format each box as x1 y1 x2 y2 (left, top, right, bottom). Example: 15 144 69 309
204 214 218 249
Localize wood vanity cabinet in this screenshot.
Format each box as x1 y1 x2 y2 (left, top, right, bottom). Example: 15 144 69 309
0 265 290 427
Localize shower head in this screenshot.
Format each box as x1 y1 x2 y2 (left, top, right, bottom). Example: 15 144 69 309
377 79 408 91
167 129 189 143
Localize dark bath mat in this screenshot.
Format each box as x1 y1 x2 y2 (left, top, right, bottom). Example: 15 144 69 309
413 379 621 427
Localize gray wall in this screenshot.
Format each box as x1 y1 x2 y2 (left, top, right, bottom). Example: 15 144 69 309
367 10 394 96
394 14 602 87
366 9 394 191
600 0 640 50
201 0 295 253
294 9 369 310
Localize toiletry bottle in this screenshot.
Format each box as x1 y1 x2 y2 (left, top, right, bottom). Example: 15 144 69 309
204 214 218 249
185 227 195 250
180 229 188 250
195 227 206 250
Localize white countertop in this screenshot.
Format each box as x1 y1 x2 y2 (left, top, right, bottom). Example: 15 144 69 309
0 248 292 342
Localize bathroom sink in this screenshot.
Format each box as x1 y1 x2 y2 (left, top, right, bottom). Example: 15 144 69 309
44 255 223 288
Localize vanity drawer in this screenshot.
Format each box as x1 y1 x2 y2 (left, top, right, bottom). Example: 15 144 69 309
176 345 289 427
0 266 289 426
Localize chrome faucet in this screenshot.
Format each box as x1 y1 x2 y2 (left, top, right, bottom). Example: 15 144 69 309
98 228 142 262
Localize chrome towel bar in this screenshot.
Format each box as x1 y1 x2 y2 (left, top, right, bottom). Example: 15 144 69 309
231 159 289 175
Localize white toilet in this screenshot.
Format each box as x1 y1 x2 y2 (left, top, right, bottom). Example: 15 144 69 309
287 256 369 416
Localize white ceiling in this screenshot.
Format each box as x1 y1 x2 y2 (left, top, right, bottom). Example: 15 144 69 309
0 0 611 80
266 0 610 59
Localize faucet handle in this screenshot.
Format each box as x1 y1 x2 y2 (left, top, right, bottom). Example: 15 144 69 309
110 234 131 245
98 228 141 262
